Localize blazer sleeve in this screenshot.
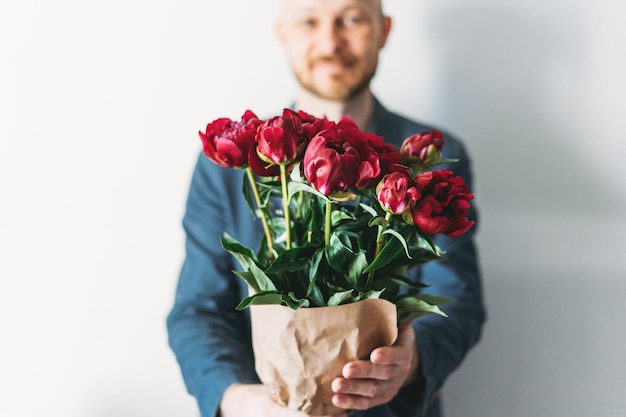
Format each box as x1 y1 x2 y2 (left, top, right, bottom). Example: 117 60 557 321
166 153 260 417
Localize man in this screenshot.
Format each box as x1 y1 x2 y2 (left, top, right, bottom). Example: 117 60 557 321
166 0 486 416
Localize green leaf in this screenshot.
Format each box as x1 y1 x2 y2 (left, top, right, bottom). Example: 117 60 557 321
231 271 262 293
236 291 283 310
414 293 452 305
307 281 326 307
221 233 258 265
308 248 324 283
288 180 329 202
235 291 311 310
242 171 256 216
246 262 277 292
417 232 442 256
382 228 412 259
257 178 282 189
325 233 357 272
331 209 354 226
281 293 310 310
348 252 368 286
369 216 390 228
404 247 443 265
359 289 385 300
265 247 315 274
334 213 370 233
380 275 428 291
307 248 325 296
359 203 378 217
396 296 448 324
221 234 277 293
362 237 404 273
243 174 274 210
327 289 354 306
267 217 286 237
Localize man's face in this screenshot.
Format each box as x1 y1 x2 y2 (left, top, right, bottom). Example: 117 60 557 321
277 0 391 101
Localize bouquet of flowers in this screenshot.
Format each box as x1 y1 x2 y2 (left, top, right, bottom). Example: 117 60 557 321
198 108 474 415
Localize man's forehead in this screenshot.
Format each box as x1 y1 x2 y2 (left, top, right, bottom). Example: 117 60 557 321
282 0 382 15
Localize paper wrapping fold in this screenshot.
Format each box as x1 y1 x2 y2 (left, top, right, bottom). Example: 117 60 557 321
250 298 398 416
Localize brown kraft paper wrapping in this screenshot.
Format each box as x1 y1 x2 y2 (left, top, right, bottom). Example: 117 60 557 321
250 298 398 416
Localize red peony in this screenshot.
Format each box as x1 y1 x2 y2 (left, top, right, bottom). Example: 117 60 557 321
256 109 306 166
297 110 335 140
362 131 401 185
302 123 363 195
411 169 474 237
336 119 384 189
199 110 262 168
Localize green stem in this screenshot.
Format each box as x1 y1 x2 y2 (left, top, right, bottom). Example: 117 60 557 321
279 164 291 250
324 199 332 246
366 212 393 288
245 167 273 256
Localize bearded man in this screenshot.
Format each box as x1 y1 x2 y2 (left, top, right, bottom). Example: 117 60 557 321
167 1 486 416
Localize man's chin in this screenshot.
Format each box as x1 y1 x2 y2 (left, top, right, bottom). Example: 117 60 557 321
300 71 374 102
312 89 352 102
301 81 360 102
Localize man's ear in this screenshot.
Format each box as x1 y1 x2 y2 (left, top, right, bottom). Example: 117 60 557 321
379 16 392 48
275 20 286 47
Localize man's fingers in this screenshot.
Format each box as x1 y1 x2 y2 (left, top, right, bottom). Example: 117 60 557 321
342 359 402 380
331 324 418 411
332 376 395 397
332 393 373 411
370 345 411 365
331 384 396 410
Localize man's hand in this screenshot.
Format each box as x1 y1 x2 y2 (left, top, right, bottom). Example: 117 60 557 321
220 383 349 417
330 322 419 411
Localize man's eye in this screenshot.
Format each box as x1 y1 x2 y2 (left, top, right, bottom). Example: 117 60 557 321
343 16 362 26
301 18 316 27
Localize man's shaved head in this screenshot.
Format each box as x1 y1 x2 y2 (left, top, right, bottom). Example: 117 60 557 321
277 0 391 102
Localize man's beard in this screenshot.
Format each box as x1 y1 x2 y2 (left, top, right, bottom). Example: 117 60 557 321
295 56 378 101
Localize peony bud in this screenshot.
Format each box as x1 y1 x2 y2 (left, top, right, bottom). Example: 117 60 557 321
400 130 444 167
376 165 422 215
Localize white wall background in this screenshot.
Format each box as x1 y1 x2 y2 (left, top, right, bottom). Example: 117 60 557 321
1 1 625 416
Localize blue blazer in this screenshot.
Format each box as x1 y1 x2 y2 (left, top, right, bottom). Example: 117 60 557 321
167 98 486 417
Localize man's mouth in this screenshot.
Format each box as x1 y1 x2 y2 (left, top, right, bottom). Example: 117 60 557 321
312 56 355 71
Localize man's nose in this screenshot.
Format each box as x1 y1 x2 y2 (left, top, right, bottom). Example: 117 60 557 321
315 20 345 55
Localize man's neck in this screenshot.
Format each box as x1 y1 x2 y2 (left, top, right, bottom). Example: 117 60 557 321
294 88 374 130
